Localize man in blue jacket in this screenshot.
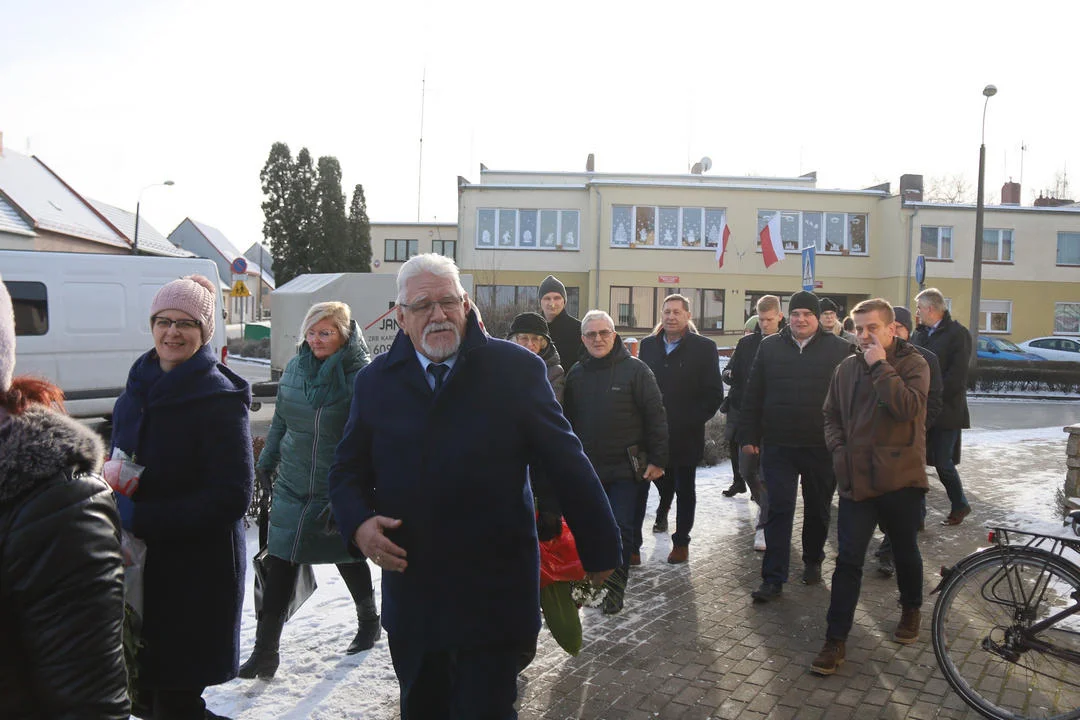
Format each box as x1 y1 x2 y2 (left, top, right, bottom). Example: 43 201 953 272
328 254 620 719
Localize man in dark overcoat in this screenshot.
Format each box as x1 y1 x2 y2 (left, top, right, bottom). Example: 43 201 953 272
638 293 724 564
912 287 972 525
328 254 620 719
539 274 583 373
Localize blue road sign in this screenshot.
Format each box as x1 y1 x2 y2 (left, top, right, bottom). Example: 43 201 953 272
801 246 816 292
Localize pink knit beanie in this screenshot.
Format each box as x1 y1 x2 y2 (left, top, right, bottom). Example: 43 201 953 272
150 274 216 345
0 273 14 393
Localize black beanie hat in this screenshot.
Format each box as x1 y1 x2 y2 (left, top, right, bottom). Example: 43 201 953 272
819 298 839 314
788 291 821 318
893 306 914 333
507 312 551 341
538 275 567 301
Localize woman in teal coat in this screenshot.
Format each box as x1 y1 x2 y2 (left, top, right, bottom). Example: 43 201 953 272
239 301 374 680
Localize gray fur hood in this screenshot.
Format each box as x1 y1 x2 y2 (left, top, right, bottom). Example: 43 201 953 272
0 407 105 504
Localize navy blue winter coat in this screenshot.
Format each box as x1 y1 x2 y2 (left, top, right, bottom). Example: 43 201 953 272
328 310 621 656
111 344 253 688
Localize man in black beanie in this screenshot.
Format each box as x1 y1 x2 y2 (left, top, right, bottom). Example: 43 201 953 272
740 291 854 602
539 275 583 373
820 298 856 343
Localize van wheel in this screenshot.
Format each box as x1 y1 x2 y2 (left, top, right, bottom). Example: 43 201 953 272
250 402 262 412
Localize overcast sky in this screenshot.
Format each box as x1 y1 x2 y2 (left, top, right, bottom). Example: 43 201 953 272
4 0 1079 255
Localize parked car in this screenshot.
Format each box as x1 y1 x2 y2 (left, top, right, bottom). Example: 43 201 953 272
1016 336 1080 363
977 336 1046 362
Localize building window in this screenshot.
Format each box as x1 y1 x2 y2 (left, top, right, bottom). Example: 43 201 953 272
757 210 868 255
982 228 1013 263
611 206 728 249
3 280 49 336
432 239 456 261
978 299 1012 334
1057 232 1080 266
1055 302 1080 334
385 238 418 262
476 209 579 250
611 286 725 331
920 226 953 260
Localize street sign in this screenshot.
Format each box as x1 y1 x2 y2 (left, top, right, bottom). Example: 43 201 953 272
230 280 251 298
658 274 680 284
915 254 926 285
801 246 816 292
231 257 248 275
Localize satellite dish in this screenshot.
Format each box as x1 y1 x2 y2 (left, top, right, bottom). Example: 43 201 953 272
700 157 712 173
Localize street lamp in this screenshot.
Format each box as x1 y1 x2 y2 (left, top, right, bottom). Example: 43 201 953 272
132 180 175 255
968 84 997 370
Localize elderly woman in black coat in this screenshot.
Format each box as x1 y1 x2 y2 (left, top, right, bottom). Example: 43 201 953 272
111 275 253 720
0 275 129 719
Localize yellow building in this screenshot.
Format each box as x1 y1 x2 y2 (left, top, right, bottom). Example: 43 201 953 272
370 222 458 274
446 166 1079 345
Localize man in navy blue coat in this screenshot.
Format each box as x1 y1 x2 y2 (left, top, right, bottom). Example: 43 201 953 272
328 254 620 719
638 293 724 565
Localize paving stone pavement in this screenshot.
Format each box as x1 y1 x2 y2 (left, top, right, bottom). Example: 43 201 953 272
515 434 1071 719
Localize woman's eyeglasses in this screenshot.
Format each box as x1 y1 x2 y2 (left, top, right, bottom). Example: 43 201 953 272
152 316 201 331
305 329 339 341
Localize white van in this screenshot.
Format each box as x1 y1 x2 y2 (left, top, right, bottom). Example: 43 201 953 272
1 250 228 419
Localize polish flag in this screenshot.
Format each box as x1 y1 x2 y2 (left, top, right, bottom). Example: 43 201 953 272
760 212 785 268
715 219 731 268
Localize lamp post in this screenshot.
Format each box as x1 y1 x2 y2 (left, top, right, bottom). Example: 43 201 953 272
968 84 997 370
132 180 175 255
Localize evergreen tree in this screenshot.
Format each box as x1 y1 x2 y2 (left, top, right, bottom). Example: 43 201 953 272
313 156 349 273
291 148 319 277
347 184 373 272
259 142 297 283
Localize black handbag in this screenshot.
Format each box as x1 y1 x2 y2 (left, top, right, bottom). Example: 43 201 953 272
253 501 316 621
252 548 317 622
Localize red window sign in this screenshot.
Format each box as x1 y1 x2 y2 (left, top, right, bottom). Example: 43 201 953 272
658 275 680 284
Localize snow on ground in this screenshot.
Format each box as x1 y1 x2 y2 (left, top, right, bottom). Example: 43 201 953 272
200 423 1072 719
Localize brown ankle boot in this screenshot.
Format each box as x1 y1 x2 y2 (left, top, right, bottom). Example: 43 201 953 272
810 638 845 675
894 606 920 645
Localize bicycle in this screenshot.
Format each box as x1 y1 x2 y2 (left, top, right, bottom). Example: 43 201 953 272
930 509 1080 720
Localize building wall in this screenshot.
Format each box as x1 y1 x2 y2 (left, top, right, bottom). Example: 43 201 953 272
454 170 1080 342
370 223 458 274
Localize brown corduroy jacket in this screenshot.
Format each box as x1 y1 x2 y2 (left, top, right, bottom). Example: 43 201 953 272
823 337 930 501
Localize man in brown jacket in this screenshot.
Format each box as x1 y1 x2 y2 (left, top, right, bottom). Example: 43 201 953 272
811 299 930 676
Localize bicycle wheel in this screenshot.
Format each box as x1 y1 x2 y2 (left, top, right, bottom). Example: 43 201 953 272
932 547 1080 720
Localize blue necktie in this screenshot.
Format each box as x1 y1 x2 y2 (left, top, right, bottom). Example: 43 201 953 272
428 363 448 393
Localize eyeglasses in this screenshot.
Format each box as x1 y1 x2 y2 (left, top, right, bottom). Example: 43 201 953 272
512 333 546 346
401 296 464 315
584 329 614 340
152 316 201 331
305 329 338 341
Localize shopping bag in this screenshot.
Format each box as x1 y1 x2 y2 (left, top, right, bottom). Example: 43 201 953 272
540 582 583 656
539 519 586 588
253 548 317 622
120 530 147 619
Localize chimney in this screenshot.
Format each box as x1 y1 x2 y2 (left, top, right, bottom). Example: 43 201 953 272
586 153 595 172
1001 181 1020 205
900 174 924 203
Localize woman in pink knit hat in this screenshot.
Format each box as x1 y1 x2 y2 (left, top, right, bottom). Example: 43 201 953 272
109 275 253 720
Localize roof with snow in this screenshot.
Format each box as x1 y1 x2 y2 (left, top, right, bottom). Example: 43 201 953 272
89 199 193 257
0 149 127 248
0 194 35 237
182 219 274 289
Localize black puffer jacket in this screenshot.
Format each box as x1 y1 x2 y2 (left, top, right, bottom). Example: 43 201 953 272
563 339 668 482
0 408 129 719
639 330 724 466
547 310 584 374
912 310 971 430
723 319 788 410
738 326 854 448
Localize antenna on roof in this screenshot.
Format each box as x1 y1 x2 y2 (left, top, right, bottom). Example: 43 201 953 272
416 68 426 222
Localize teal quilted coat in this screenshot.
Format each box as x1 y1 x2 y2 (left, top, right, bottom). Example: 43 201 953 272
258 321 370 563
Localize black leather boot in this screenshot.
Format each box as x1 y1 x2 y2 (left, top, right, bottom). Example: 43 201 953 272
346 594 381 654
601 567 629 615
238 611 285 679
